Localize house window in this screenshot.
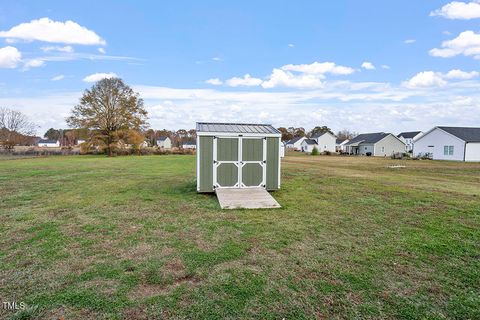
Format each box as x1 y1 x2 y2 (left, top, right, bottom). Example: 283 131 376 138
444 145 454 155
381 146 385 153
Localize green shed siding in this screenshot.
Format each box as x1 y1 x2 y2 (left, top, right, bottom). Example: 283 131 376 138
242 138 263 161
197 135 280 193
217 138 238 161
198 136 213 192
242 163 263 186
266 137 280 190
217 163 238 187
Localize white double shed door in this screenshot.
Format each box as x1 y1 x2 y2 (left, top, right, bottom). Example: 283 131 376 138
213 136 266 189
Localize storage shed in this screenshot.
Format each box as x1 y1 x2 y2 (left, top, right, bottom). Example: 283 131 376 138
196 122 282 193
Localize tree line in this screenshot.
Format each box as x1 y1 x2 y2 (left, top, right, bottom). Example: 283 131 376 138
1 77 357 155
277 126 357 141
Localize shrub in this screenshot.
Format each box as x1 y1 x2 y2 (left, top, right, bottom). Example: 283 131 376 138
322 150 331 156
366 152 372 156
311 146 320 155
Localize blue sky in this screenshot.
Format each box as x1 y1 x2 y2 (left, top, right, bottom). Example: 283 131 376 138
1 0 480 136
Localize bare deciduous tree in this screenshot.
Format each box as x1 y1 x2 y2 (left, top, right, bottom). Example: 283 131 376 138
66 78 148 156
0 107 37 149
336 129 357 140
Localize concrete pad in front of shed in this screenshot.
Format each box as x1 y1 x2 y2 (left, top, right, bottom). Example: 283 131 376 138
216 188 281 209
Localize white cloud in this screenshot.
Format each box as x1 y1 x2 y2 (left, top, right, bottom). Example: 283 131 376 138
23 59 45 69
444 69 479 79
212 57 222 61
206 61 356 90
262 69 324 89
381 65 390 69
225 74 263 87
361 61 375 70
288 43 295 48
0 17 106 45
281 61 355 76
83 72 118 82
430 30 480 58
404 39 416 44
51 74 64 81
5 77 480 136
0 46 21 68
430 1 480 20
404 71 447 88
41 45 74 53
98 47 106 54
205 78 222 85
404 69 478 87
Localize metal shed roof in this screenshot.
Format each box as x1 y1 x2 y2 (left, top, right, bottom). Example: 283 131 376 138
196 122 281 135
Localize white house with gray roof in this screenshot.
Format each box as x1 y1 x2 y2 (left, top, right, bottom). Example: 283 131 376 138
285 136 305 151
300 131 336 153
156 136 172 149
413 126 480 161
397 131 423 152
37 139 60 148
345 132 406 156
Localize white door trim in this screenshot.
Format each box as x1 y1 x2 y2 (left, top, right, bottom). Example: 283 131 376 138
214 136 266 189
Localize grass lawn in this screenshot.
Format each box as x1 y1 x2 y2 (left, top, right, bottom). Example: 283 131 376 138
0 154 479 319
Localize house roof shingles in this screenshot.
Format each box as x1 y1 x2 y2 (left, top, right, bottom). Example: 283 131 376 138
183 139 196 145
157 136 169 141
397 131 422 139
311 131 334 139
38 139 58 144
345 132 389 145
286 136 304 144
303 139 318 145
438 126 480 142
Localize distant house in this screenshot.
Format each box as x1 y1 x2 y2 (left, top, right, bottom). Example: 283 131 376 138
182 139 196 149
77 139 86 145
300 139 318 153
300 132 336 153
397 131 423 152
37 139 60 148
413 126 480 162
285 136 305 151
336 139 349 152
345 132 405 156
156 136 172 149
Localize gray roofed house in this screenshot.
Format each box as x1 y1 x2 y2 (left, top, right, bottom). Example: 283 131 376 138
37 139 60 147
397 131 423 152
397 131 422 139
286 136 304 144
413 126 480 161
182 138 197 149
437 126 480 142
156 136 172 149
300 131 336 153
303 139 317 145
335 138 350 152
285 136 306 150
347 132 389 145
311 131 333 139
345 132 406 156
